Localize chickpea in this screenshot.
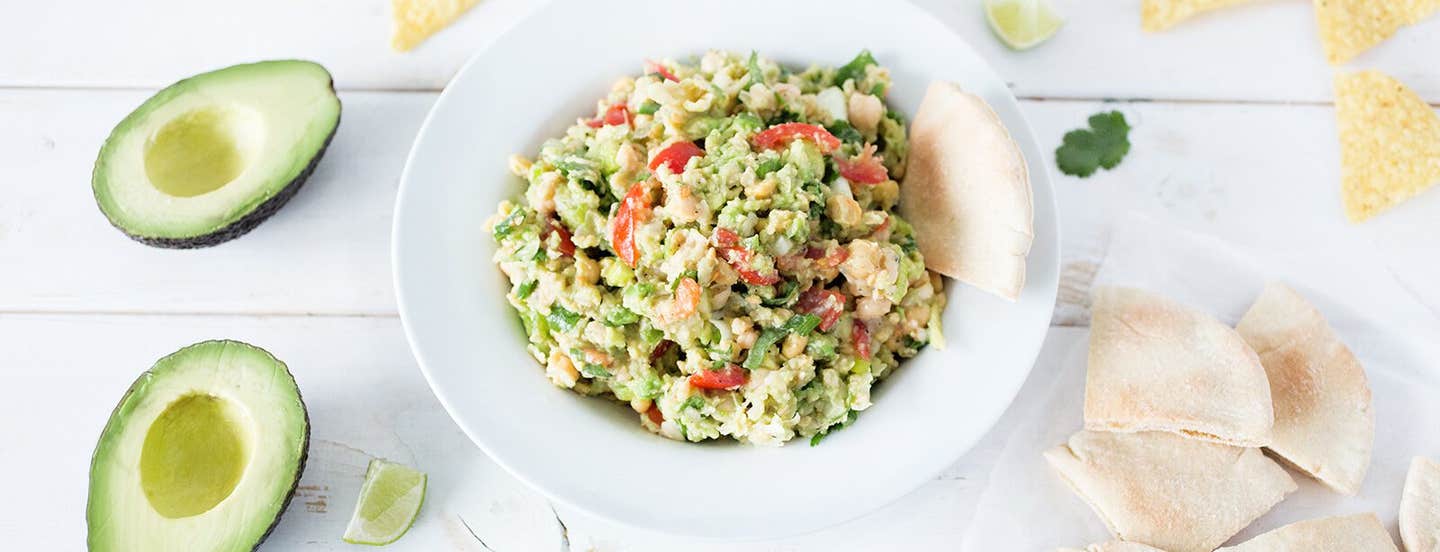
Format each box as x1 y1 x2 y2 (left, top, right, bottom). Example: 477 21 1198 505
546 350 579 388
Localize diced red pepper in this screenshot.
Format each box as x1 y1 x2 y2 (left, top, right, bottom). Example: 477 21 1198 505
752 123 841 153
587 103 631 128
688 364 748 390
612 183 652 267
644 59 679 82
645 405 664 424
836 146 889 184
545 220 575 257
804 244 850 269
853 321 872 360
648 141 704 174
795 287 847 331
711 228 781 285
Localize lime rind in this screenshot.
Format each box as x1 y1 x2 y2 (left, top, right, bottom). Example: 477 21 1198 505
985 0 1065 50
342 459 428 546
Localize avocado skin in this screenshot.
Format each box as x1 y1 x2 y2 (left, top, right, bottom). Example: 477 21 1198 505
92 60 341 249
85 340 311 551
114 118 338 250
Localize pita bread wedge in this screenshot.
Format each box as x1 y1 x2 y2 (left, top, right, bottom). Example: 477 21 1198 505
1060 542 1170 552
1216 513 1399 551
1045 431 1295 552
1400 456 1440 552
1084 286 1274 446
899 81 1032 301
1141 0 1262 32
1334 70 1440 222
391 0 481 52
1236 282 1373 495
1314 0 1440 64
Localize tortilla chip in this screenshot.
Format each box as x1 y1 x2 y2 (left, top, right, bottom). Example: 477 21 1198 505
1141 0 1261 32
1045 431 1295 552
1400 457 1440 552
1216 513 1399 551
1060 542 1170 552
1314 0 1440 64
900 82 1032 301
1236 282 1374 495
391 0 481 52
1085 287 1274 447
1334 70 1440 222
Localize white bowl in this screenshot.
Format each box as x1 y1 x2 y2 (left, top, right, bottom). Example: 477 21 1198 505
393 0 1060 539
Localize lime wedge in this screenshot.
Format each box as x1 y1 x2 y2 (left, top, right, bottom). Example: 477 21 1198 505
985 0 1064 50
342 459 427 546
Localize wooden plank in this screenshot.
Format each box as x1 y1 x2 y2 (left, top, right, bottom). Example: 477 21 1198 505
2 0 1438 101
0 89 432 315
4 90 1436 317
0 312 1086 550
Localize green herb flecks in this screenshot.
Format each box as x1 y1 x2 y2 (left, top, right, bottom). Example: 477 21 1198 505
834 50 876 86
546 305 582 333
810 410 860 446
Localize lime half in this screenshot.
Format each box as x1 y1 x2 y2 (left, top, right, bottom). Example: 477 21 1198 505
342 459 427 546
985 0 1064 50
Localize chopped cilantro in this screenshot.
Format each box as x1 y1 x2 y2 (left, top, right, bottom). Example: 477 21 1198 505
834 50 876 86
637 100 660 115
810 410 860 446
492 209 525 238
1055 111 1131 178
682 396 705 410
780 313 822 336
546 305 582 333
747 51 765 84
515 280 537 300
756 158 784 178
825 120 864 144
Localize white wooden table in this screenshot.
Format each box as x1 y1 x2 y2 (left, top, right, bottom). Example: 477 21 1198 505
4 1 1438 549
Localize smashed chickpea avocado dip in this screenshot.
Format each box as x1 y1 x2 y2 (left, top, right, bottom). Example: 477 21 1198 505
488 50 945 446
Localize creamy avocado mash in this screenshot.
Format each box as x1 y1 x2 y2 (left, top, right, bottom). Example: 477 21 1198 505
489 50 944 446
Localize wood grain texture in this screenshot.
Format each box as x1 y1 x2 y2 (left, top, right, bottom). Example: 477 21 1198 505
2 0 1438 101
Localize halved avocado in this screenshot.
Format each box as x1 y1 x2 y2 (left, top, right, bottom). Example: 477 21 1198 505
92 60 341 248
87 340 309 551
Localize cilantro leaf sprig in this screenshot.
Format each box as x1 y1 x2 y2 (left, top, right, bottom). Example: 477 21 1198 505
1055 111 1131 178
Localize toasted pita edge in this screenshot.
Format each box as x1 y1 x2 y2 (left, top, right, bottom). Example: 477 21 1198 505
1084 286 1274 447
1045 431 1295 552
899 81 1033 301
1061 542 1170 552
1216 513 1399 551
1400 456 1440 552
1236 282 1374 495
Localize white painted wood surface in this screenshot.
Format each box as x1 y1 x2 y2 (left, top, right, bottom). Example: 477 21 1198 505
3 0 1438 550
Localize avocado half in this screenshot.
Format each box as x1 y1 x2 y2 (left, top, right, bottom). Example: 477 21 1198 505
87 340 310 551
92 60 341 248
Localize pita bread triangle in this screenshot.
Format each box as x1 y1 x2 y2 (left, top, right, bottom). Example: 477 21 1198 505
1236 282 1374 495
1401 457 1440 552
899 81 1033 301
1085 286 1274 446
1045 430 1295 552
1216 513 1399 551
